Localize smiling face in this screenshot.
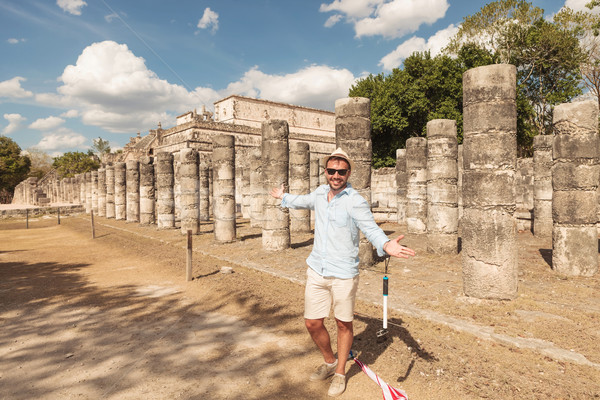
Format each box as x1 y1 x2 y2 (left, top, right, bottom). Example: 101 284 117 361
325 157 351 194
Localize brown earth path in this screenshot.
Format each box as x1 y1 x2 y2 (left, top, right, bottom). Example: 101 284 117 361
0 212 599 399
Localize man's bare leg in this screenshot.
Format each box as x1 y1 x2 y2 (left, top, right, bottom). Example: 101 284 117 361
334 319 353 375
305 318 336 363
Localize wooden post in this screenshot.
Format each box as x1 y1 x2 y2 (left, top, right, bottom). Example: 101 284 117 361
91 210 95 239
186 230 193 281
57 207 61 225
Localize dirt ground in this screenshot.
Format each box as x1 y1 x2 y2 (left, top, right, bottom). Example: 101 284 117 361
0 211 599 399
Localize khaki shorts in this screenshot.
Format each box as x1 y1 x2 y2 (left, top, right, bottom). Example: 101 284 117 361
304 267 359 322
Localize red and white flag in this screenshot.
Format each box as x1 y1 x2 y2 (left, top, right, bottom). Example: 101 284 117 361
353 356 408 400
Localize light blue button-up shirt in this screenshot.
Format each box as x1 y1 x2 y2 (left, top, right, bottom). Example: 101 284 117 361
281 183 390 279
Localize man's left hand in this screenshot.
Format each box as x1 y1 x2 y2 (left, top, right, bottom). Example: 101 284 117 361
383 235 416 259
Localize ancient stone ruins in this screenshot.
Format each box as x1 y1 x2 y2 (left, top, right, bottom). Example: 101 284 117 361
11 65 600 299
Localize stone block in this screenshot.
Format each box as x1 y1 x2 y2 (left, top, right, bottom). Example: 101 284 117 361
553 133 598 160
462 170 515 207
463 132 516 170
463 101 517 135
552 225 598 276
552 190 597 224
552 161 599 190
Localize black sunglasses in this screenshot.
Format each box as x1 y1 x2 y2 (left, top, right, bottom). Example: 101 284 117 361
326 168 349 176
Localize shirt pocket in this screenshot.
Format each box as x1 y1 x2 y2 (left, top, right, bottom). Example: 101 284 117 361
328 202 349 228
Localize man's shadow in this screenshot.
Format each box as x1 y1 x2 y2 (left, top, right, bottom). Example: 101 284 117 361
349 313 437 383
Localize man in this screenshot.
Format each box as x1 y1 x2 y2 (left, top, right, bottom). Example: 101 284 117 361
269 148 415 397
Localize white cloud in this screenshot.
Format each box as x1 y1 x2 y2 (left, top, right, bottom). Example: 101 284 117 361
324 14 343 28
564 0 594 11
57 0 87 16
320 0 449 39
2 113 27 135
35 40 219 133
7 38 26 44
320 0 384 19
29 116 66 131
36 129 87 151
61 109 80 118
223 65 357 111
197 8 219 33
0 77 34 99
379 24 459 70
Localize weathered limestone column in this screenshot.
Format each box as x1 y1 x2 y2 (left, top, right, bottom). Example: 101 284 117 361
515 158 534 231
262 120 290 250
179 148 199 234
533 135 553 237
462 64 518 300
97 167 106 217
241 160 252 219
310 158 320 191
289 142 311 232
199 154 210 221
213 135 237 242
105 164 115 218
91 171 98 214
396 149 407 225
458 144 464 224
114 162 127 220
552 100 599 276
249 147 264 228
406 137 428 234
335 97 373 266
85 172 92 213
126 160 140 223
78 174 85 206
156 152 175 229
426 119 459 254
139 156 155 225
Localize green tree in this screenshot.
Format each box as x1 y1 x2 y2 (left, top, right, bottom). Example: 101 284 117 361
25 147 54 180
350 51 475 167
0 136 31 194
52 151 100 178
445 0 584 155
91 137 111 155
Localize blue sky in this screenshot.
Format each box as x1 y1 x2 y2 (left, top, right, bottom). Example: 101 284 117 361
0 0 582 156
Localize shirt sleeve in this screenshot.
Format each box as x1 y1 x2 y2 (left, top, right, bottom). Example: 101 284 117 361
281 191 316 210
348 193 389 257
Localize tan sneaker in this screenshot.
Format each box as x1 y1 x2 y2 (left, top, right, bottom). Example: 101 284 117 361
328 373 346 397
309 360 337 381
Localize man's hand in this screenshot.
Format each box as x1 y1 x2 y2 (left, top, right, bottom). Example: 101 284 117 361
269 184 284 200
383 235 416 259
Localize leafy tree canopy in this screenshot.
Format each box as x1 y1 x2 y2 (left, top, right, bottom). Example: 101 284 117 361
25 147 54 180
52 151 100 178
0 136 31 193
91 137 111 155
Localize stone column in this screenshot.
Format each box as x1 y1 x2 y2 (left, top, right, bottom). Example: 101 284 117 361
396 149 407 225
335 97 373 266
289 142 311 233
179 148 199 234
515 158 534 232
114 162 127 220
462 64 518 300
241 155 252 219
406 137 428 234
310 157 320 191
105 164 115 218
199 154 210 222
91 171 98 214
533 135 553 237
249 147 264 228
156 152 175 229
262 120 290 250
78 174 85 206
552 100 599 276
140 156 155 225
97 167 106 217
213 135 237 242
126 160 140 223
458 144 464 225
426 120 459 254
85 172 92 213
